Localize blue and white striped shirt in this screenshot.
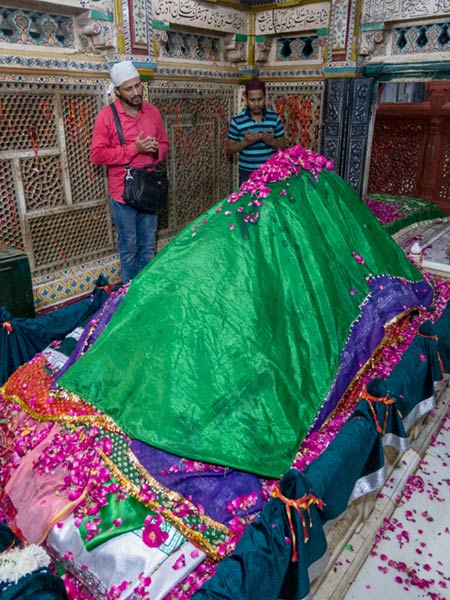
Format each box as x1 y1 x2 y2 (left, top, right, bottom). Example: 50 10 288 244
228 107 285 173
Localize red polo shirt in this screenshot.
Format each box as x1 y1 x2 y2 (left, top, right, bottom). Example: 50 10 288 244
91 99 169 203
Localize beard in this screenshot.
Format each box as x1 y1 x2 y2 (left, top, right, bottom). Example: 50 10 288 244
116 92 142 108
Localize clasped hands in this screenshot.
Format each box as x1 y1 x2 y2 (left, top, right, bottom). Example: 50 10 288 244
135 132 159 154
244 128 275 147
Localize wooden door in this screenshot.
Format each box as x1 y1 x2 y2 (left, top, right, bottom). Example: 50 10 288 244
368 82 450 214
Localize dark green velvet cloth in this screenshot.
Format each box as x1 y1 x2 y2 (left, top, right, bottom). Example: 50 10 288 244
0 524 67 599
433 301 450 372
0 569 67 600
192 469 322 600
303 408 378 521
349 378 403 478
386 332 441 423
0 522 21 551
193 410 379 600
0 275 111 386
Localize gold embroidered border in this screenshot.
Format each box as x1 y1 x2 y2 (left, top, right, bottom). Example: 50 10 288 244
99 450 230 560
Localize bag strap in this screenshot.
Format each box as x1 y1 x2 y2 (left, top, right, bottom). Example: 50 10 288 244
110 103 156 171
110 103 125 146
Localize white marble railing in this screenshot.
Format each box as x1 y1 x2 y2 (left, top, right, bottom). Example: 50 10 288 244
311 381 449 599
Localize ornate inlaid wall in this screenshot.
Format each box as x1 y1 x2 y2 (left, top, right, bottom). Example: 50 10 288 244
0 0 330 311
0 82 112 276
359 0 450 69
150 82 235 241
0 0 117 309
3 0 450 311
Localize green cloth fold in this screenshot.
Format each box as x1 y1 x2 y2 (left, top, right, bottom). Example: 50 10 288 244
386 334 441 423
80 491 152 551
434 301 450 372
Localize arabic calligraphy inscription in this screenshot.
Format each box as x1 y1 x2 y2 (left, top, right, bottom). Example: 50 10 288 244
153 0 247 34
255 2 329 36
362 0 450 22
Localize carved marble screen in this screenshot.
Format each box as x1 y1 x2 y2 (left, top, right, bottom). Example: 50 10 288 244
269 82 324 153
150 84 235 240
368 120 426 196
0 82 114 276
0 81 235 280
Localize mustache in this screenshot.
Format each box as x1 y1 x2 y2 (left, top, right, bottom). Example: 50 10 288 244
118 94 143 108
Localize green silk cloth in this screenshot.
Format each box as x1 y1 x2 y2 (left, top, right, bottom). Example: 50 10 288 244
59 169 425 478
80 488 152 551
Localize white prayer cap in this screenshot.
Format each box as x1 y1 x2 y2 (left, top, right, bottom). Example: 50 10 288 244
110 61 140 87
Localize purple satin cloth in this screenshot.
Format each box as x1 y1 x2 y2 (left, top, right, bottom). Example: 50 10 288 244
52 288 127 387
312 275 433 430
130 440 265 525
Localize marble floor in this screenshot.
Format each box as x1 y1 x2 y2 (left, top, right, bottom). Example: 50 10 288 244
341 407 450 600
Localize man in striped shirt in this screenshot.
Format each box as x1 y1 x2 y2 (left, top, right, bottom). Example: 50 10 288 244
227 78 287 186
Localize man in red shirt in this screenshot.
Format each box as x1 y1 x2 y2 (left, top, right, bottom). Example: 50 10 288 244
91 61 169 283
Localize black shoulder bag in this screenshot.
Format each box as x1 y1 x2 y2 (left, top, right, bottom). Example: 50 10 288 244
110 104 169 214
